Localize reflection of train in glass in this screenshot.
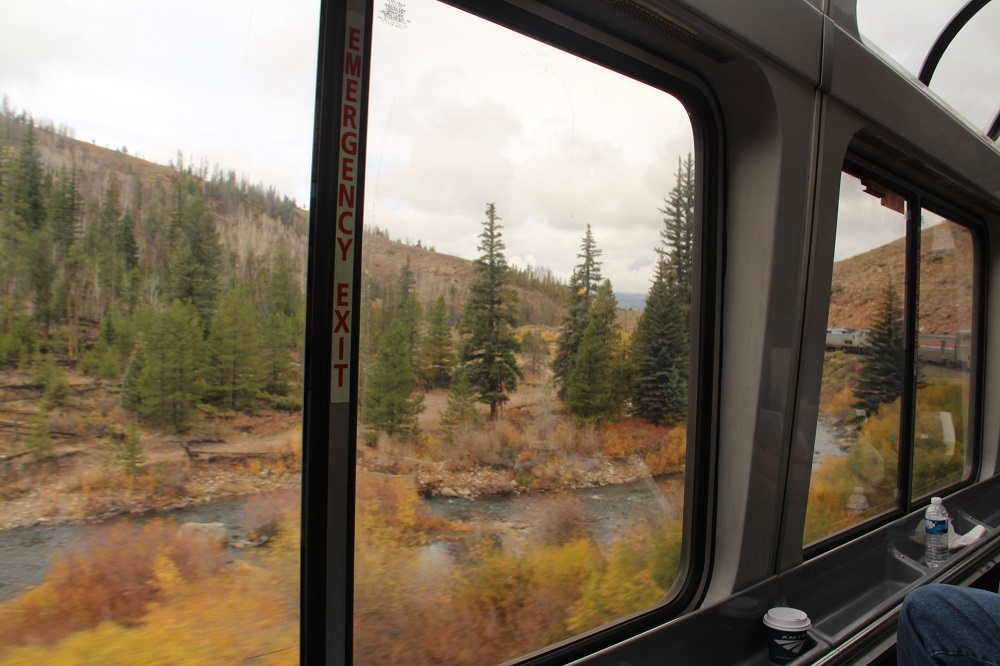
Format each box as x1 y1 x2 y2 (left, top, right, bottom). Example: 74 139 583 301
826 328 973 368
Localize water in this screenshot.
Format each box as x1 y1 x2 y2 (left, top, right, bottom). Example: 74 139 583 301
424 475 685 549
814 417 849 468
0 496 249 603
1 476 687 603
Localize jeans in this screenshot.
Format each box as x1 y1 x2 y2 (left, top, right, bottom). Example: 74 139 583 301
897 584 1000 665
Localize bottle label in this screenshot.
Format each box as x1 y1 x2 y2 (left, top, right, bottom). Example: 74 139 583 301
926 518 947 535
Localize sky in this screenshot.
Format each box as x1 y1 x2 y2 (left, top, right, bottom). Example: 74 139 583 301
0 0 993 293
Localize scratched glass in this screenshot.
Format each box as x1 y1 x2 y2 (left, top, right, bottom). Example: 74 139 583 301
355 0 697 662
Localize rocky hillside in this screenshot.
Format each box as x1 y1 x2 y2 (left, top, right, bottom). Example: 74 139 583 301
828 222 974 334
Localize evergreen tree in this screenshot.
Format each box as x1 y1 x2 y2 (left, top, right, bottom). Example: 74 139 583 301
13 121 46 233
659 153 695 308
458 203 523 420
630 260 689 424
440 369 479 430
138 301 207 432
48 167 80 261
418 294 455 389
395 258 421 359
361 317 423 436
120 337 145 413
565 280 629 421
853 281 905 418
117 421 146 474
261 311 294 396
630 154 695 425
28 409 53 461
168 175 222 331
552 224 603 399
208 285 265 412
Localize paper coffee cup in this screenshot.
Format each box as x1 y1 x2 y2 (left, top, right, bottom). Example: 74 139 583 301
762 607 811 665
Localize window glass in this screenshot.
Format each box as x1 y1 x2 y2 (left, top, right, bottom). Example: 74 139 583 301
0 1 315 662
805 171 908 545
355 1 697 662
912 212 973 499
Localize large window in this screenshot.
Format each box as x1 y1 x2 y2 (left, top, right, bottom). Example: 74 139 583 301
353 1 702 662
804 168 975 546
0 1 317 662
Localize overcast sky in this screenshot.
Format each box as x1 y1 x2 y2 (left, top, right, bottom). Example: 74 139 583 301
1 0 992 293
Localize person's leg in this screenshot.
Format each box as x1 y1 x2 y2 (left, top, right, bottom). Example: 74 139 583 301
898 584 1000 665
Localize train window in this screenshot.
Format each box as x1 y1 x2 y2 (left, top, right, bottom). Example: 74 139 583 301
354 0 699 662
912 211 973 500
804 169 977 546
0 1 317 662
805 171 909 543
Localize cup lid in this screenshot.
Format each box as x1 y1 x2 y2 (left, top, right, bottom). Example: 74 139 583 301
763 607 811 631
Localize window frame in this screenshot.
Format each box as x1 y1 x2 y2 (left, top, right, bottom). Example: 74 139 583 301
300 1 726 663
802 154 985 558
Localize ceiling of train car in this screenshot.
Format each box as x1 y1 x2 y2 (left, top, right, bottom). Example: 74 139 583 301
855 0 1000 140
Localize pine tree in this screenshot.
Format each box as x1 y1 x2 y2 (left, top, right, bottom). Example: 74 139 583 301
28 409 53 461
565 280 629 421
659 153 695 308
13 121 46 233
120 337 145 413
417 295 455 389
208 285 265 412
395 258 421 359
458 203 523 420
138 301 207 432
48 167 80 261
552 224 603 399
853 281 905 418
630 154 695 425
630 260 689 424
361 317 424 436
118 421 146 474
168 175 222 331
440 369 479 430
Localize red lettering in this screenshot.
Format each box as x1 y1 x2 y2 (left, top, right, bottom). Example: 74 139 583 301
334 309 351 333
345 78 359 104
337 282 350 307
338 337 346 361
345 53 361 77
338 236 354 261
341 156 354 181
334 363 349 387
338 183 355 208
341 131 357 156
338 211 353 234
348 27 361 52
341 104 357 130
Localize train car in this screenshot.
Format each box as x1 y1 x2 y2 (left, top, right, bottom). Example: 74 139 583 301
826 328 868 354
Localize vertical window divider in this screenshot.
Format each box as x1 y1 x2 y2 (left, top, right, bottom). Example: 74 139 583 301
898 197 922 512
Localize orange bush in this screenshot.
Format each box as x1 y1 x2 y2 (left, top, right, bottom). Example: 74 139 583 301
0 518 226 650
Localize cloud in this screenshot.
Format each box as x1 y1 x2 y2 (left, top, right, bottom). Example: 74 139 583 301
363 0 693 293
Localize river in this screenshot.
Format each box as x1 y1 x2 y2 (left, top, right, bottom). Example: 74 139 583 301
1 422 844 604
0 496 249 603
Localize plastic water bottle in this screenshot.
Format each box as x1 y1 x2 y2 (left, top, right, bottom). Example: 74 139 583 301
924 497 949 568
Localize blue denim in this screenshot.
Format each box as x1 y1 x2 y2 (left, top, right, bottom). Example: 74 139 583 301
898 584 1000 665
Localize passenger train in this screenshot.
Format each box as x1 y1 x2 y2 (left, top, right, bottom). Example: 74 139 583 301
827 328 973 369
304 0 1000 664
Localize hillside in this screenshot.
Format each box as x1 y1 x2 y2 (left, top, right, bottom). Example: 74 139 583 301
828 222 973 334
1 113 309 284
